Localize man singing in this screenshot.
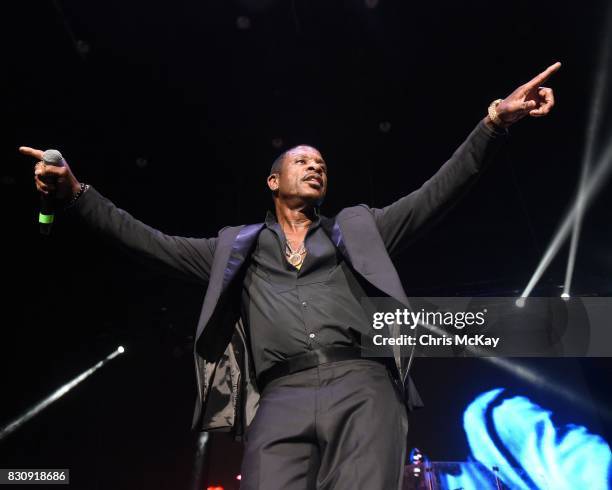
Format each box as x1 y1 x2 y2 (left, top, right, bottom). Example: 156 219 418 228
22 62 559 489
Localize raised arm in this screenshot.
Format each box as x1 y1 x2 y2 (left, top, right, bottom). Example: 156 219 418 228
21 146 216 285
373 62 560 257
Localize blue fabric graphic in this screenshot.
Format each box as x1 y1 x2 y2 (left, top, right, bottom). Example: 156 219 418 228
442 388 611 489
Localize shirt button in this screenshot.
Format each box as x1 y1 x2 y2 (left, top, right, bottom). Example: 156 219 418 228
309 333 316 339
301 301 308 308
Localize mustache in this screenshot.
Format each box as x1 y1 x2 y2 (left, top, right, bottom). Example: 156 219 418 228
302 173 323 184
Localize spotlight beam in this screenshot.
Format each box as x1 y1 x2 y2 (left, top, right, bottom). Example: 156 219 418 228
190 432 210 490
481 356 611 420
563 8 612 297
0 346 125 442
520 140 612 299
413 319 611 419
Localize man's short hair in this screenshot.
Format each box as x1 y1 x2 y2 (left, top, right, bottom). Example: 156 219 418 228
270 144 320 176
269 151 287 176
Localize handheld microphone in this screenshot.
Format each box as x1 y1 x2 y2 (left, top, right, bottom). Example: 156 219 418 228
39 149 66 235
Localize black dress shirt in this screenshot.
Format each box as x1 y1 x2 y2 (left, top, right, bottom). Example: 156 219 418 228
241 211 374 376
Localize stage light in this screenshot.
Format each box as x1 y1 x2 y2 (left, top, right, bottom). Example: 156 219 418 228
75 40 90 56
189 432 210 490
522 6 612 300
563 5 612 299
118 345 125 354
236 16 251 30
520 140 612 299
409 447 424 464
388 306 612 434
0 347 125 441
561 293 570 301
378 121 391 133
413 311 610 418
236 474 242 480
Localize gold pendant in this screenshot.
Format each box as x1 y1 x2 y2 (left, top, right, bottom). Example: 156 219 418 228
288 252 304 267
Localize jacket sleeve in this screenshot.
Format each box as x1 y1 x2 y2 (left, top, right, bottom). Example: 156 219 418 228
68 186 216 285
370 120 508 258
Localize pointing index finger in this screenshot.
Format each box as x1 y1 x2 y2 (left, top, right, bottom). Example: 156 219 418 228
19 146 44 160
524 62 562 90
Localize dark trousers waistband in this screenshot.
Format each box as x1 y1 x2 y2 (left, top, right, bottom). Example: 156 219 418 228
257 346 390 392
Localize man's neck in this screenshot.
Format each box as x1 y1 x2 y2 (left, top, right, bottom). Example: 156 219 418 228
274 202 317 234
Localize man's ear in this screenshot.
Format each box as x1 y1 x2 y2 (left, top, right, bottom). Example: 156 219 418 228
267 173 279 192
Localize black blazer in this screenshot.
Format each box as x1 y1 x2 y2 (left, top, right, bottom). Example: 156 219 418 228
70 120 507 437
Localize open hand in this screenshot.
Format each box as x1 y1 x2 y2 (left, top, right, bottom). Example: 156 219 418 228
495 62 561 127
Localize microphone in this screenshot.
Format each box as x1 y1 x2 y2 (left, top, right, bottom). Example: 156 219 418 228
39 149 66 235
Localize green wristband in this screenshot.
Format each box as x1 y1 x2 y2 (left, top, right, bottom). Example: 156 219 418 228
39 213 55 224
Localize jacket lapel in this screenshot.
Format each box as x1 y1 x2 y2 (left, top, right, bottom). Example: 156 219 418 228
321 216 349 258
321 212 415 381
323 213 410 306
195 223 264 342
223 223 265 289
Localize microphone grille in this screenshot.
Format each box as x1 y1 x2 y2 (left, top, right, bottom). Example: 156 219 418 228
43 149 65 167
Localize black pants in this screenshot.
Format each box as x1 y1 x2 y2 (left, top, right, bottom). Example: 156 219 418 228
240 359 408 490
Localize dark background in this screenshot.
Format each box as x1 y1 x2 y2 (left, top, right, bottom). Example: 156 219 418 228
2 1 611 489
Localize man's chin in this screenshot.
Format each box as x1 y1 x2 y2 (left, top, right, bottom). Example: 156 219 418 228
301 191 325 207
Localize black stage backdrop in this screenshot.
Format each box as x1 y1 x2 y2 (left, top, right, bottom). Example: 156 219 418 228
2 1 611 489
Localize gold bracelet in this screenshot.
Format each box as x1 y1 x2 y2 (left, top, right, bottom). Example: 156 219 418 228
487 98 504 127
